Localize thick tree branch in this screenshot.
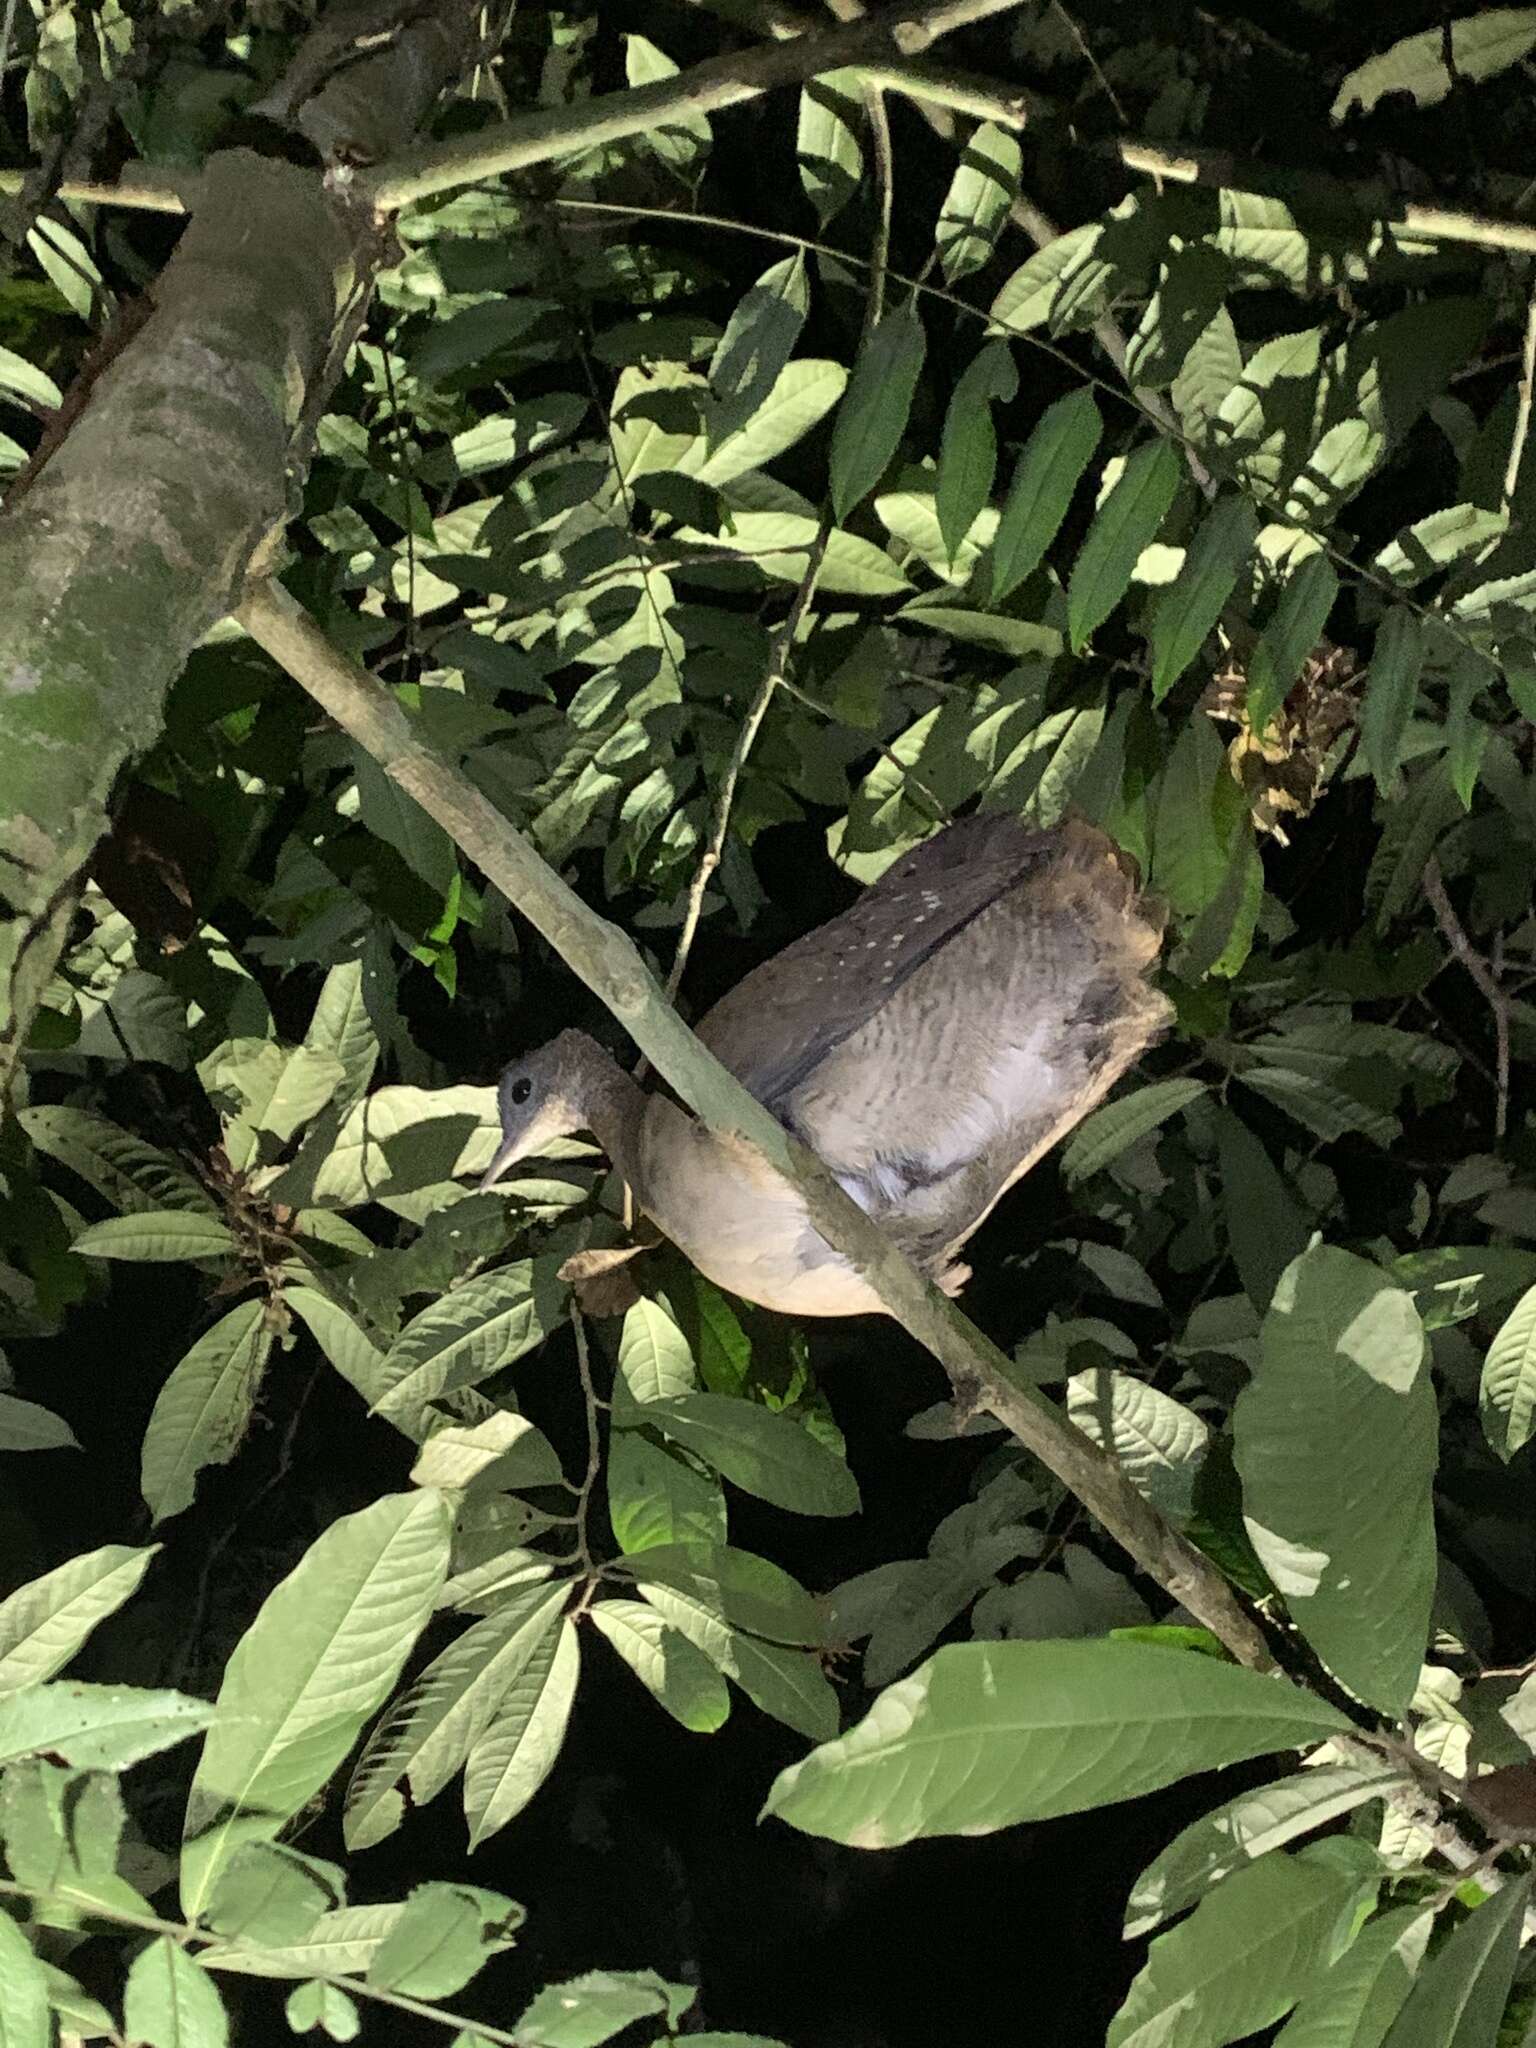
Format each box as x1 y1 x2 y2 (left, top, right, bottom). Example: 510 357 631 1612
0 0 482 1097
237 576 1273 1673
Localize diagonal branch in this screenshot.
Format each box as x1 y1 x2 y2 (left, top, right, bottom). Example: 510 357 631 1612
237 575 1273 1674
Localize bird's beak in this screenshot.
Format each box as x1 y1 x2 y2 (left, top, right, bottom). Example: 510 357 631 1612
477 1134 526 1191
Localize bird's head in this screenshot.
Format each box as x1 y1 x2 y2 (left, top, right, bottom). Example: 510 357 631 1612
477 1032 591 1189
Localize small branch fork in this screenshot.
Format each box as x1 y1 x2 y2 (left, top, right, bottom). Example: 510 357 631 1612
1423 855 1511 1143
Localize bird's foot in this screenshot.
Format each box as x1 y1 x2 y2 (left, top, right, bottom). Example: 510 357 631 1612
936 1261 972 1299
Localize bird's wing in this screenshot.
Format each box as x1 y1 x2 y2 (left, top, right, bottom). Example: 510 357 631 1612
696 815 1059 1109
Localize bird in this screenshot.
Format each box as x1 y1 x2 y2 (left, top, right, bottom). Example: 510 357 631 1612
478 813 1171 1318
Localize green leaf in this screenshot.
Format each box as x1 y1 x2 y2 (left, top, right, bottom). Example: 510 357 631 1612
1247 553 1339 732
1360 609 1426 794
1379 1875 1530 2048
463 1615 580 1847
624 35 710 173
999 387 1105 598
1148 493 1257 700
645 1392 860 1516
1333 10 1536 118
0 1544 159 1695
1153 714 1244 918
689 359 846 488
409 1411 563 1494
19 1105 216 1215
284 1980 359 2040
0 1913 48 2048
70 1211 236 1262
707 253 809 444
181 1491 452 1913
285 1288 393 1416
1216 1108 1310 1312
797 70 863 225
590 1600 731 1732
288 1081 501 1209
0 344 61 414
376 1261 562 1425
0 1395 76 1451
990 223 1108 336
1060 1078 1210 1183
764 1640 1350 1845
936 343 1017 565
1480 1282 1536 1461
1234 1246 1436 1715
0 1682 210 1771
625 1541 823 1647
201 1903 406 1982
1275 1905 1433 2048
829 306 926 522
639 1582 838 1740
1109 1850 1368 2048
367 1882 519 2001
205 1842 338 1947
1374 505 1507 586
1067 438 1183 652
123 1940 228 2048
936 121 1021 282
344 1583 568 1851
514 1969 689 2048
607 1428 725 1553
1172 304 1243 449
615 1295 697 1410
1065 1369 1211 1524
1127 1762 1408 1937
141 1298 273 1525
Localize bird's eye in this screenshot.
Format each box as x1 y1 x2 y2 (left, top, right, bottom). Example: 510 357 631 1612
510 1077 533 1106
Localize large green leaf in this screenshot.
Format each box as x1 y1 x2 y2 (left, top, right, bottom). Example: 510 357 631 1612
1065 1369 1210 1524
0 1910 49 2046
375 1260 562 1424
1479 1282 1536 1461
990 388 1102 602
707 253 809 444
645 1392 860 1516
1061 1078 1209 1183
829 306 926 521
1360 609 1426 794
70 1211 235 1262
1067 439 1182 652
1109 1848 1370 2048
345 1583 568 1851
123 1940 228 2048
640 1581 838 1740
1148 492 1257 701
764 1640 1350 1845
1333 10 1536 118
1276 1905 1433 2048
989 222 1108 336
463 1614 580 1846
797 70 863 224
1233 1246 1436 1715
1126 1762 1408 1937
141 1298 273 1525
935 121 1021 282
0 1545 159 1695
590 1600 731 1732
1216 1108 1310 1312
1379 1876 1529 2048
0 1683 210 1772
607 1428 726 1552
624 1541 823 1647
935 342 1017 565
181 1491 452 1912
19 1106 216 1216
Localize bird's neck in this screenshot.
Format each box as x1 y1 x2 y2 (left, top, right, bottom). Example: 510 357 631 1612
565 1032 648 1189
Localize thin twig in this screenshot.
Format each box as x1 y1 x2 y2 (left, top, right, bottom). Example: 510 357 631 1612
1051 0 1125 123
661 79 895 1008
1423 855 1511 1143
1502 285 1536 516
568 1299 604 1579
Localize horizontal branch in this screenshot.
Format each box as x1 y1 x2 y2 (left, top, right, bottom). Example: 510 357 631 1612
358 0 1033 209
237 577 1272 1673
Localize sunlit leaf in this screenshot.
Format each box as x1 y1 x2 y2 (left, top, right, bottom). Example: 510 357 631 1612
936 121 1021 282
830 306 926 522
1234 1246 1436 1715
1067 438 1182 652
141 1298 273 1525
765 1640 1349 1845
1333 10 1536 118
